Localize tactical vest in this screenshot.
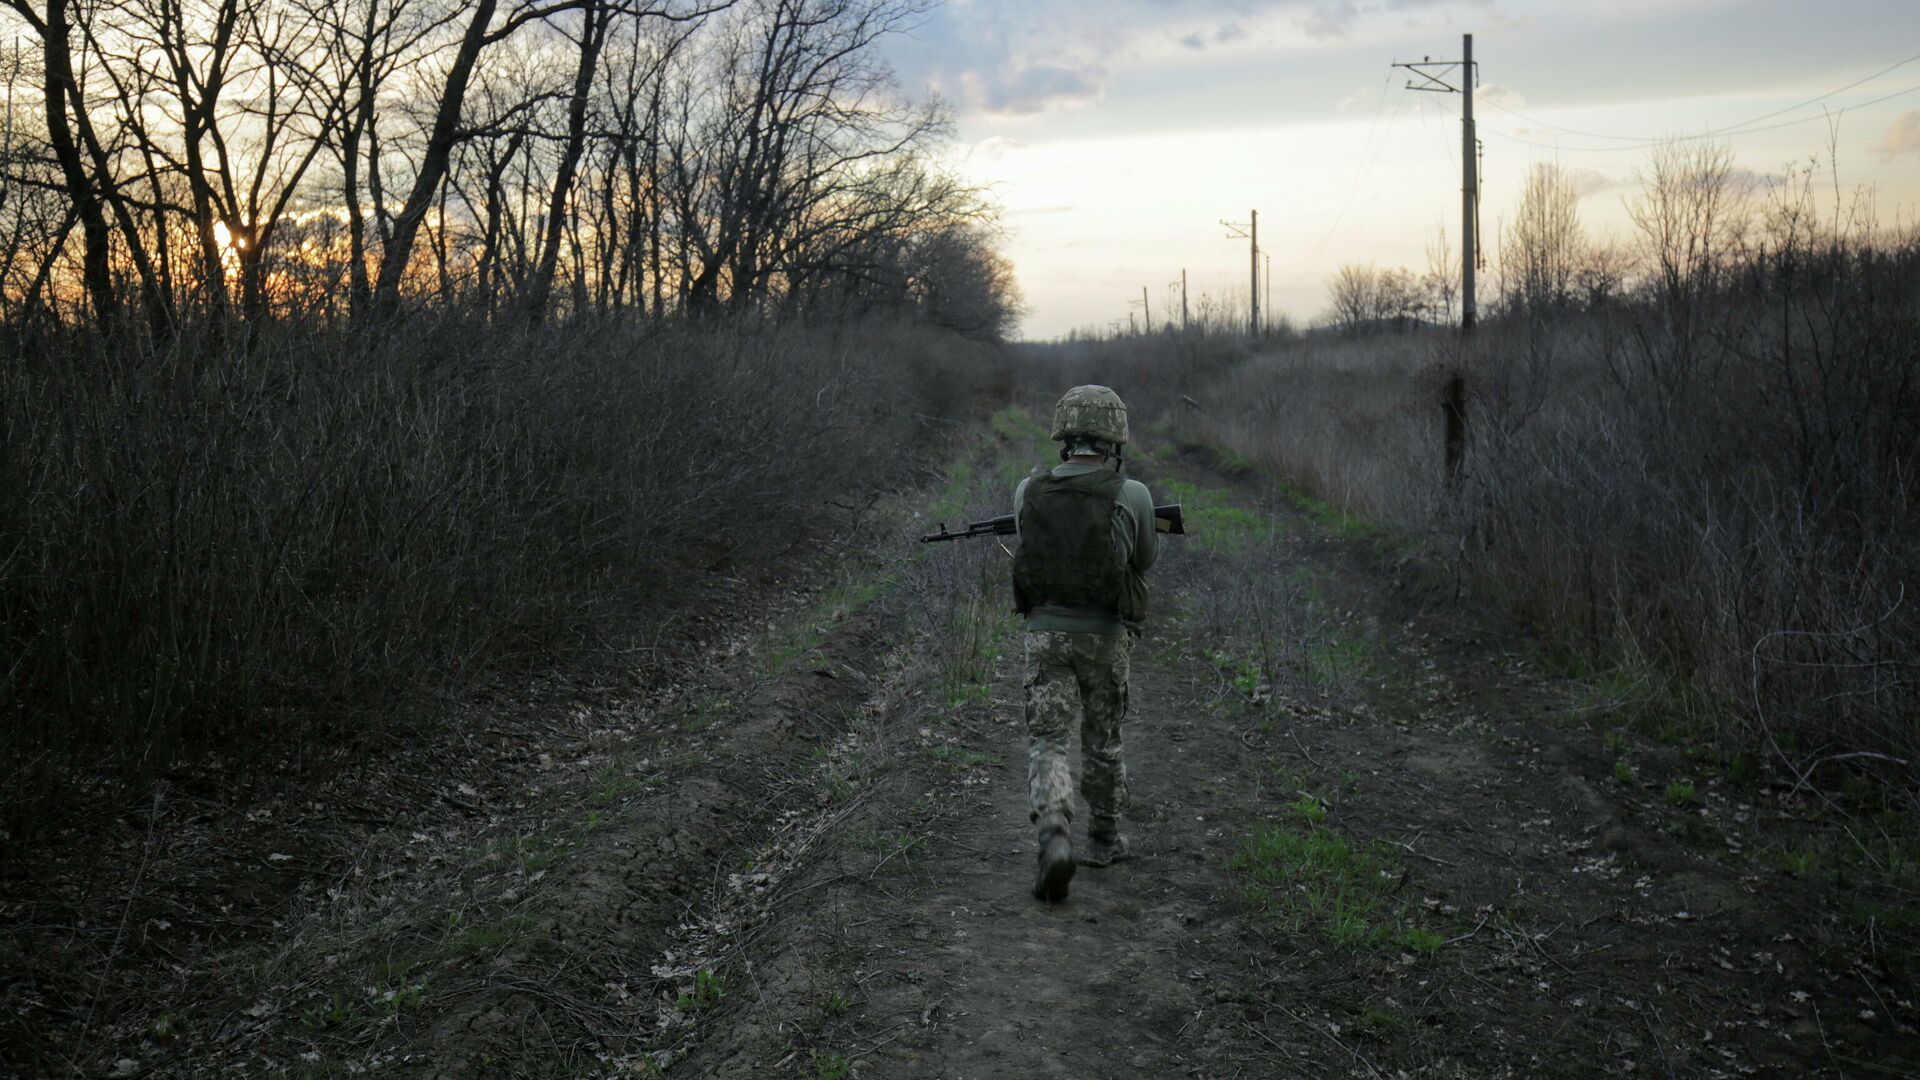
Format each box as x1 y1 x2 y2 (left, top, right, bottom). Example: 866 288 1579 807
1012 469 1148 625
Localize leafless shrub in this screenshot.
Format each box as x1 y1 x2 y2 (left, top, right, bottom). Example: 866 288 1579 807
1009 142 1920 794
0 317 959 841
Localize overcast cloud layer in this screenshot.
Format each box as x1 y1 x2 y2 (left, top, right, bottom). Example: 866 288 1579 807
879 0 1920 337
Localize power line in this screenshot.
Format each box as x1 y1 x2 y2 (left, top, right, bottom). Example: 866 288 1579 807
1479 49 1920 144
1464 80 1920 155
1285 78 1410 291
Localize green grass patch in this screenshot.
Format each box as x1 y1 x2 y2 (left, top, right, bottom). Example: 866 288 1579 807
1664 781 1698 806
752 569 895 677
1777 845 1824 880
1555 653 1732 755
1282 482 1384 541
1358 1004 1409 1036
1303 631 1373 689
591 755 650 803
822 767 858 805
1205 647 1265 698
1396 926 1444 954
488 832 565 876
675 969 725 1013
1158 477 1270 554
809 1050 852 1080
677 694 731 733
1229 815 1430 952
990 405 1054 457
929 454 980 523
448 914 531 957
929 744 994 768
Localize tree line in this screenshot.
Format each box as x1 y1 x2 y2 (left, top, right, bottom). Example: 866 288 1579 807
1321 144 1773 336
0 0 1021 339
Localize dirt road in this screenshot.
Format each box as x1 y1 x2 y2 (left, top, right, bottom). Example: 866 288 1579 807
658 442 1918 1079
5 421 1915 1078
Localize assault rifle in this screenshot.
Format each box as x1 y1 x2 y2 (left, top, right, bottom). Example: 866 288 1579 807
920 503 1185 543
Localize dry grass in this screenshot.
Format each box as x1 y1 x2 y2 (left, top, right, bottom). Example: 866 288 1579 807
0 316 1005 843
1012 229 1920 796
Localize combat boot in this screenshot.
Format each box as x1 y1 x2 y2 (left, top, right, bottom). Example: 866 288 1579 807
1031 812 1075 902
1081 829 1130 867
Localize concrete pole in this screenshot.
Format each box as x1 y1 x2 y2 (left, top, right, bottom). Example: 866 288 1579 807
1181 268 1189 331
1461 32 1476 333
1249 209 1260 339
1445 32 1476 493
1141 285 1151 333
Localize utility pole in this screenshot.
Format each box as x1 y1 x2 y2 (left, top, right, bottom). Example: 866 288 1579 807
1462 34 1475 332
1395 33 1479 489
1220 210 1259 340
1263 252 1272 337
1181 268 1190 331
1128 287 1151 334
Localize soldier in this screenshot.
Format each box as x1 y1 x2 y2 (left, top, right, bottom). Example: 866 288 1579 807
1013 385 1158 903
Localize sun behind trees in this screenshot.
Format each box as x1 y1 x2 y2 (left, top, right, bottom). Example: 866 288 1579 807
0 0 1020 336
0 0 1023 843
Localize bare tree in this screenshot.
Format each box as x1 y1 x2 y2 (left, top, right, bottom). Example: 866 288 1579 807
671 0 939 316
1327 262 1377 335
1424 224 1459 325
0 0 1013 330
1504 162 1584 316
1623 139 1752 387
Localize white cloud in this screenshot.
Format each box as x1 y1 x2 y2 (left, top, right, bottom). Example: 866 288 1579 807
1336 82 1379 112
1476 82 1527 110
1214 22 1250 45
972 134 1029 162
962 64 1106 116
1301 2 1360 40
1567 168 1629 197
1877 109 1920 161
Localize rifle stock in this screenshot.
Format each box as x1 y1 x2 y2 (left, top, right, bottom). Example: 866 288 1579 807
920 504 1185 543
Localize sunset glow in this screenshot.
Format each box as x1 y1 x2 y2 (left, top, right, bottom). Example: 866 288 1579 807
885 0 1920 338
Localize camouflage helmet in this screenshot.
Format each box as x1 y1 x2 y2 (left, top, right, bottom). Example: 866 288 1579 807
1050 385 1129 445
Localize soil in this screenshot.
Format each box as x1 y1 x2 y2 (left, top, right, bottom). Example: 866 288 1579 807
4 437 1916 1079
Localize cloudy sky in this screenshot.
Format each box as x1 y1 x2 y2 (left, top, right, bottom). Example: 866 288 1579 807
879 0 1920 339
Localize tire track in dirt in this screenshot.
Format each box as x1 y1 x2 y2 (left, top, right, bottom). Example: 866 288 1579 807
666 446 1919 1078
667 586 1284 1078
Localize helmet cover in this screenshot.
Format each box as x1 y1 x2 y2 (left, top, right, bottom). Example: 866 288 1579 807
1050 385 1129 444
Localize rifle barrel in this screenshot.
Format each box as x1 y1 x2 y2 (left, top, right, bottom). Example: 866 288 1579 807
921 503 1185 542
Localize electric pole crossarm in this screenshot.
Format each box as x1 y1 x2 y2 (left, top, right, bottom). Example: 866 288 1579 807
1390 55 1476 94
1220 211 1259 339
1397 70 1459 93
1129 286 1152 334
1390 33 1479 493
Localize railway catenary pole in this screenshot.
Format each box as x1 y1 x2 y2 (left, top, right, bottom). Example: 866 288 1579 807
1461 33 1476 332
1249 209 1259 338
1394 33 1479 490
1220 213 1260 341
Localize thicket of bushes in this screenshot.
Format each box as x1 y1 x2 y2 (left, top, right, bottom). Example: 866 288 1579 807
1018 188 1919 796
0 318 997 839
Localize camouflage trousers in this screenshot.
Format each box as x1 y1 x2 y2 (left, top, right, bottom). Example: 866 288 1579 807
1023 630 1133 834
